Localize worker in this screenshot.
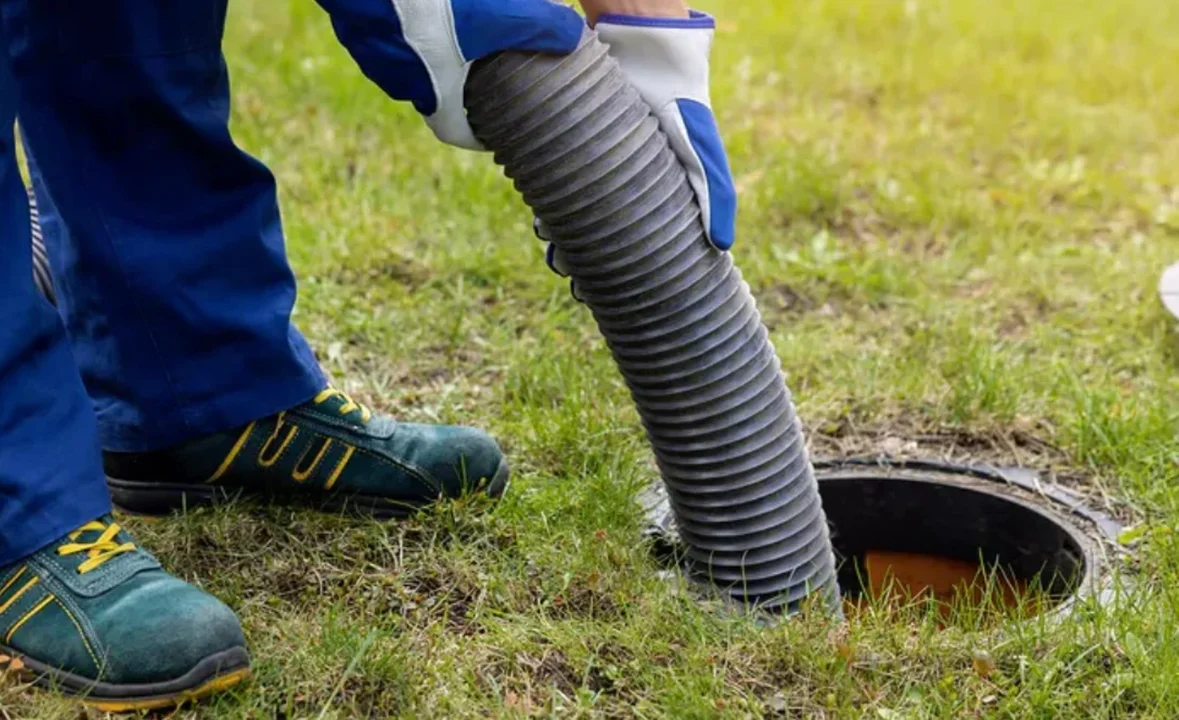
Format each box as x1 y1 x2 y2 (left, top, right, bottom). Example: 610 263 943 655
0 0 734 709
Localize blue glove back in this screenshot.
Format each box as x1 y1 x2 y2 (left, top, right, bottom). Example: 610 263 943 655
319 0 585 149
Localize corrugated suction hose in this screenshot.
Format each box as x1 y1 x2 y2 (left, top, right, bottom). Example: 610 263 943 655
465 30 840 612
29 185 56 304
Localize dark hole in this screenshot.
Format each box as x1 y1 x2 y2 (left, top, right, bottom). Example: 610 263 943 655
818 475 1087 617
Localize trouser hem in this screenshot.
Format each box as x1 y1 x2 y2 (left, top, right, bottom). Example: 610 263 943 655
98 364 327 453
0 490 111 567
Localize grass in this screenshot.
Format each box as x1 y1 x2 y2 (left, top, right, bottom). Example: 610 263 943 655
5 0 1179 716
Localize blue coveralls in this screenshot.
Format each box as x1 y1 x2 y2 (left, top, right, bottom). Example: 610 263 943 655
0 0 445 565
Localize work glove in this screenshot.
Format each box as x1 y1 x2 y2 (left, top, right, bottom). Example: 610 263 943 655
537 10 738 299
320 0 585 150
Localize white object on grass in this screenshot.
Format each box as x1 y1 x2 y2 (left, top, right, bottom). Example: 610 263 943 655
1162 261 1179 320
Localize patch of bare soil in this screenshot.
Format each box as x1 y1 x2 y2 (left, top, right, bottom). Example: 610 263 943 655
810 417 1068 470
807 418 1136 526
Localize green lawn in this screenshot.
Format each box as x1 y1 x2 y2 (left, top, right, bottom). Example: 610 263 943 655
8 0 1179 716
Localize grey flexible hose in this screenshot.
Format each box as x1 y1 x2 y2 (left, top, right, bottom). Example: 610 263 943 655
29 185 56 304
465 31 840 612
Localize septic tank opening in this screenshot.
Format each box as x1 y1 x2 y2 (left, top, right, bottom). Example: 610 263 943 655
641 457 1109 622
819 472 1090 623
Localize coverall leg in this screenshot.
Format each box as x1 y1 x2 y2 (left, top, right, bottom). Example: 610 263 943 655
0 45 110 565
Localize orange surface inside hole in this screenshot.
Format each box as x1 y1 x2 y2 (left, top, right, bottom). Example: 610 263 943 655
846 550 1036 623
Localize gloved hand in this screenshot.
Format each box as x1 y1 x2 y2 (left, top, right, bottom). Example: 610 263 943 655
320 0 586 150
537 10 737 298
597 10 736 250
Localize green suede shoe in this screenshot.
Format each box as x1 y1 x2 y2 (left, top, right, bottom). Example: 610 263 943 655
104 388 510 519
0 516 249 711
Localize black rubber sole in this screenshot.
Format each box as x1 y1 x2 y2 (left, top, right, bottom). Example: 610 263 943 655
0 644 250 712
107 459 511 520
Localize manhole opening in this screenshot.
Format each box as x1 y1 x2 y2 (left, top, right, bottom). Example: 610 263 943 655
821 474 1090 622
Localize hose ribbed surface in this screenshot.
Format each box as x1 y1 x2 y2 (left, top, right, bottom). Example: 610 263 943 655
465 31 839 612
29 185 56 304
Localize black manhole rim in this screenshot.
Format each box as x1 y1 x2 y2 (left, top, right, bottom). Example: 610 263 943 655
816 468 1101 620
641 457 1123 621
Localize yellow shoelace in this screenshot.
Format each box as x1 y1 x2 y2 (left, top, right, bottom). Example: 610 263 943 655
57 521 137 574
314 387 372 423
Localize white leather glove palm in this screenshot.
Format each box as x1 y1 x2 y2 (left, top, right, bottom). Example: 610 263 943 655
596 10 736 250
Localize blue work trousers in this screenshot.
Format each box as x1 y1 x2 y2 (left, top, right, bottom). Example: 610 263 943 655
0 0 429 564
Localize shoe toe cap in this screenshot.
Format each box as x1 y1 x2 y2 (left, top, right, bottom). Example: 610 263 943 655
93 571 246 686
401 424 507 499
